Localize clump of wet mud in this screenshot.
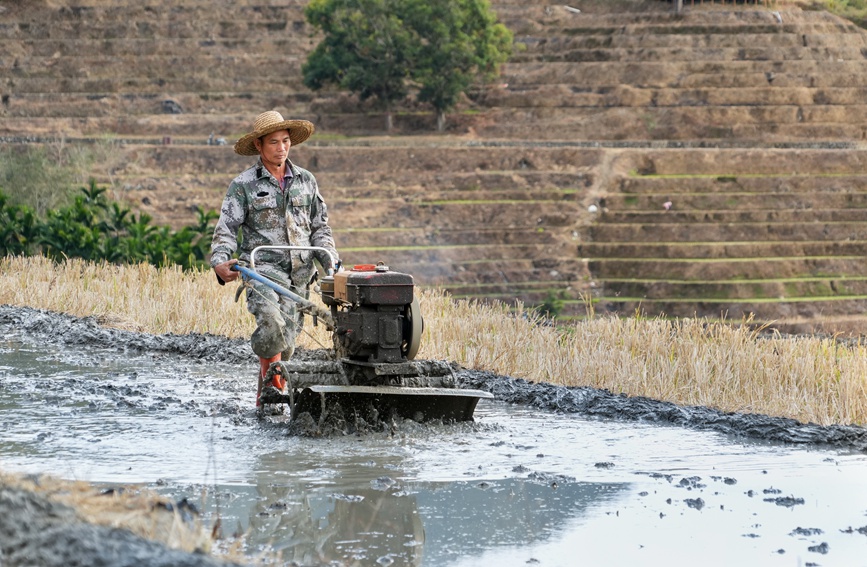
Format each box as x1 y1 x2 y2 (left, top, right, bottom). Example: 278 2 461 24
3 305 867 451
0 305 255 364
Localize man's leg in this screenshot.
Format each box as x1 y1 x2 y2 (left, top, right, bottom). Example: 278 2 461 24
246 280 291 405
279 299 299 361
279 280 310 361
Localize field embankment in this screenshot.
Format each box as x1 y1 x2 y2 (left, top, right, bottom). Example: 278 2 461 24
0 469 243 567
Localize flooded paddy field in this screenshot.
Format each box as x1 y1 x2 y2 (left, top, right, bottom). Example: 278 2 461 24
1 305 866 566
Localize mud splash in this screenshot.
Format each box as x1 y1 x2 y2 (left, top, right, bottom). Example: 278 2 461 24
2 305 865 450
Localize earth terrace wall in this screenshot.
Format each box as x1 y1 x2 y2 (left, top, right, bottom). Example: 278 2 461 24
580 147 867 332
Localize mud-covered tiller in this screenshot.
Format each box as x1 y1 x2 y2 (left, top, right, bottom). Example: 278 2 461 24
232 246 492 423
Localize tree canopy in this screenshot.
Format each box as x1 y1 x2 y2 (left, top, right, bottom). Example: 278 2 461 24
302 0 512 131
407 0 513 131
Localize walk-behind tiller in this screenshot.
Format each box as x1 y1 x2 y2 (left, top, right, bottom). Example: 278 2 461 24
233 246 492 423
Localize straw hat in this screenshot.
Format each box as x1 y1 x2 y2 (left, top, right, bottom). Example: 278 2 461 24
234 111 314 156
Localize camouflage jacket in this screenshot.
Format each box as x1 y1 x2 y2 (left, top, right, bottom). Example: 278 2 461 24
210 159 338 290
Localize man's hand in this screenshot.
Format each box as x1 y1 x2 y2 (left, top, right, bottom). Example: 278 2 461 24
317 251 338 276
214 259 240 285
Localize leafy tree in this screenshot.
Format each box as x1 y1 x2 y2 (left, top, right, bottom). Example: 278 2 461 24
406 0 512 131
303 0 417 131
302 0 512 131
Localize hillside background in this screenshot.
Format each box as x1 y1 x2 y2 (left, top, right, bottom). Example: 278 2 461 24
3 0 867 334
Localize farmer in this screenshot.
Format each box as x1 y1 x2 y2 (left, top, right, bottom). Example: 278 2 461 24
210 111 339 406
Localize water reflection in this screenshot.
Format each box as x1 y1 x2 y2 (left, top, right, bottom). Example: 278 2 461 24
216 448 627 566
242 452 424 565
415 480 626 566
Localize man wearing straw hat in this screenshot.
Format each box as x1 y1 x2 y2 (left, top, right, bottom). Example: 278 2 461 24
210 111 339 407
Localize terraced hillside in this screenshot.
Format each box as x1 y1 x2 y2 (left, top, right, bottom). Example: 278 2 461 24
578 147 867 334
3 0 867 333
491 4 867 142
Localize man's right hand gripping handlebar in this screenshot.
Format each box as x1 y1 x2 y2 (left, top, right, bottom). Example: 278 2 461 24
214 259 240 285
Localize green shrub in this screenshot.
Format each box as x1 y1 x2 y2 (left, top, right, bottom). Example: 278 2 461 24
0 181 218 270
0 192 40 257
536 290 567 319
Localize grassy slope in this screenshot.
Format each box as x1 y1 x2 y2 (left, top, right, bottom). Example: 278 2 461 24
812 0 867 27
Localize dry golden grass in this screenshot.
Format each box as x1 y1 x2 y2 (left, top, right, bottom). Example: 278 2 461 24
0 469 211 553
2 255 866 426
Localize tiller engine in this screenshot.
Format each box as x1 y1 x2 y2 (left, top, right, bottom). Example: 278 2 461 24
322 263 422 365
234 247 492 423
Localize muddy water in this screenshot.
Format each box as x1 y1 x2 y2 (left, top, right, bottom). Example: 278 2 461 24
2 306 867 567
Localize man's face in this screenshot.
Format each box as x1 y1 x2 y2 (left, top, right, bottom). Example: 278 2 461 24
255 129 291 168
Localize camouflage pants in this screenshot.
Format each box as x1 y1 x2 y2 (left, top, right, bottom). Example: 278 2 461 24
245 265 308 359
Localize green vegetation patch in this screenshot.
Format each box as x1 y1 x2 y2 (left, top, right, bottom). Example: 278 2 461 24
811 0 867 28
1 183 216 270
1 145 217 270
